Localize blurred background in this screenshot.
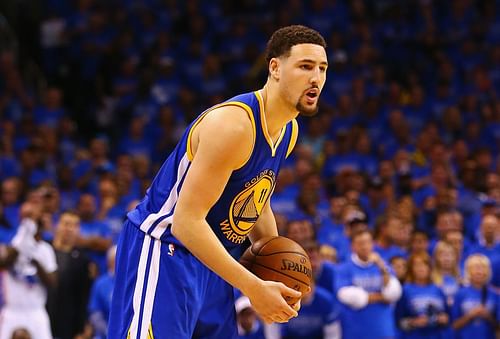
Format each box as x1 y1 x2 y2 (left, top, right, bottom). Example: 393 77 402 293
0 0 499 339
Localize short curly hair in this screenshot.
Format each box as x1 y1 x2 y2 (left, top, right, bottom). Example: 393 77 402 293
265 25 327 64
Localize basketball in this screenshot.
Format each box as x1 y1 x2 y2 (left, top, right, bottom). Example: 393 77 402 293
239 236 312 305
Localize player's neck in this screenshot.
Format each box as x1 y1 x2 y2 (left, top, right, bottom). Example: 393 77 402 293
260 85 298 140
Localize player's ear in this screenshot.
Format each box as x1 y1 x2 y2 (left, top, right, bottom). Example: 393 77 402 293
269 58 280 81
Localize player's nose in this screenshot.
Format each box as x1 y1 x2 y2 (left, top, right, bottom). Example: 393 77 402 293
309 67 321 85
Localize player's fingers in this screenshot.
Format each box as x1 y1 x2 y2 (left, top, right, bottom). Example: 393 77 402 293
291 300 301 312
282 310 296 321
273 315 288 323
282 303 298 318
278 283 301 299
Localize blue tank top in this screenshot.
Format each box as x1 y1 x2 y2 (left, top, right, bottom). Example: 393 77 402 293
127 91 298 251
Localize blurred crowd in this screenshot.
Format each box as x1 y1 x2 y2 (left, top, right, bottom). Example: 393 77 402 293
0 0 499 338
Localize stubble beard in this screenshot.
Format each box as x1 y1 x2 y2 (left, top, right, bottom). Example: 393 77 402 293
296 94 319 117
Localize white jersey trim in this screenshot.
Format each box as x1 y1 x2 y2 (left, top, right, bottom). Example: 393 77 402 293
139 153 190 238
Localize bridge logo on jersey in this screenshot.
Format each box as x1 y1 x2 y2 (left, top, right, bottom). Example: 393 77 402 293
220 169 276 244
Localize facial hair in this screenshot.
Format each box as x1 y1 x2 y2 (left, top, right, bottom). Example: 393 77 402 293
296 93 319 117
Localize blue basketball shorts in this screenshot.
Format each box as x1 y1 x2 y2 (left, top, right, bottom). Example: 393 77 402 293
108 220 238 339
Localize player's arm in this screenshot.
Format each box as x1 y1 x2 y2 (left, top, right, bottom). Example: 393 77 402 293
32 259 58 288
172 106 300 324
248 200 278 243
76 235 112 252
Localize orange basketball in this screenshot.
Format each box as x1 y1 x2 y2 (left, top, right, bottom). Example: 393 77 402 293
239 236 312 305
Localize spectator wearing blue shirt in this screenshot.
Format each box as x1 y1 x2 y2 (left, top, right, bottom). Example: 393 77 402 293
490 254 500 292
279 283 340 339
270 167 300 218
88 245 116 339
443 230 469 272
301 239 337 295
431 241 461 307
0 122 21 181
56 165 80 212
373 214 407 263
0 203 14 244
392 216 413 258
410 230 430 257
285 219 316 247
96 177 127 244
73 137 114 193
390 255 408 284
316 194 346 254
468 214 500 263
336 229 402 339
452 254 498 339
396 253 450 339
0 177 22 242
32 87 66 128
118 116 153 158
359 177 389 227
429 210 468 255
322 207 369 263
299 116 329 163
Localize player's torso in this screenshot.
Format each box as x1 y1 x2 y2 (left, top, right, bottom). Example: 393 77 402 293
128 91 297 250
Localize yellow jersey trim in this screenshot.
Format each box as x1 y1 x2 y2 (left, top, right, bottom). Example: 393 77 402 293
148 323 154 339
186 102 256 169
286 119 299 158
255 91 287 157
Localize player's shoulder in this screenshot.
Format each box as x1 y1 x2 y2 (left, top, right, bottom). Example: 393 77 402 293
198 104 255 145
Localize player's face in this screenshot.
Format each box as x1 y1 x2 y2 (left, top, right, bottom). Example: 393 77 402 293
278 44 328 116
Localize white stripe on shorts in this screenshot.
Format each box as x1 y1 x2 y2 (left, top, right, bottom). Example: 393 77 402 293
128 235 151 338
138 238 161 338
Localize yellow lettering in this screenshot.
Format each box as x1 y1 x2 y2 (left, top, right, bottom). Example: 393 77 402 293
228 232 238 242
220 219 231 231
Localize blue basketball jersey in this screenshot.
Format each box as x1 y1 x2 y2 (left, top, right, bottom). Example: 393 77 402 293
127 91 298 251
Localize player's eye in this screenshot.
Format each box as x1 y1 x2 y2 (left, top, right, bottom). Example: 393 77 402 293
300 64 313 70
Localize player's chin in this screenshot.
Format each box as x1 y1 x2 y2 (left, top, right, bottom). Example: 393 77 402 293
297 101 319 117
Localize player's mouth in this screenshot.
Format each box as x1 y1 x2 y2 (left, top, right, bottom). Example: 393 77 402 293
304 88 319 104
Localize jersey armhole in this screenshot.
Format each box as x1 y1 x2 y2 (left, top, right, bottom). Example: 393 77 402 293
186 102 256 170
285 119 299 158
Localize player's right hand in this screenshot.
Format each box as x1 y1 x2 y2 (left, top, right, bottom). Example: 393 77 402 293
245 279 301 324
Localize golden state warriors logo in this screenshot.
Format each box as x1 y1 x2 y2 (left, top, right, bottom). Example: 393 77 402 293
220 169 276 244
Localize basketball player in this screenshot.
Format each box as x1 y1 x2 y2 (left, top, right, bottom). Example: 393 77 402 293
108 25 328 339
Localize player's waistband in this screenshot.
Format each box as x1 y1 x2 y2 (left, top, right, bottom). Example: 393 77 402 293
125 217 184 246
125 218 244 259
